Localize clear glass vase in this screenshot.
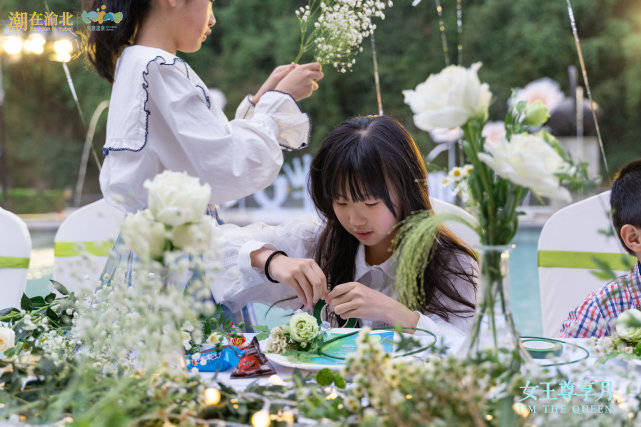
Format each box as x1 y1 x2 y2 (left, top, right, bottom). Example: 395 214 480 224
464 244 532 368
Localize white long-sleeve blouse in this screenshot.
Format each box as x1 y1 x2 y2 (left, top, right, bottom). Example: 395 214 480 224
211 215 478 351
99 45 310 212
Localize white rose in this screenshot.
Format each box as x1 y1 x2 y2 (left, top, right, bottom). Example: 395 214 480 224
170 220 213 253
144 171 211 227
0 327 15 352
477 133 572 201
403 62 491 131
120 210 167 261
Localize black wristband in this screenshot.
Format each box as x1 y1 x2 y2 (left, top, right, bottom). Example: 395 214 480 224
264 250 287 283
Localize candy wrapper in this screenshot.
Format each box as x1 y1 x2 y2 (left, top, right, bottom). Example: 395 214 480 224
231 337 276 378
186 345 243 372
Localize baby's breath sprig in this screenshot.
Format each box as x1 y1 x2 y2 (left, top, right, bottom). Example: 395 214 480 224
294 0 393 73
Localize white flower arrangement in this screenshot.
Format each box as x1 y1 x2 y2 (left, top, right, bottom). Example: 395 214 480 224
477 133 573 201
0 327 15 352
265 312 321 355
403 63 491 131
120 170 214 262
295 0 393 73
511 77 565 113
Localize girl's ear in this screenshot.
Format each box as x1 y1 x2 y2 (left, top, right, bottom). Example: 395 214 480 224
620 224 641 255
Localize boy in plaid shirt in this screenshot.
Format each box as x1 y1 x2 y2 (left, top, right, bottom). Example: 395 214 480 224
560 159 641 338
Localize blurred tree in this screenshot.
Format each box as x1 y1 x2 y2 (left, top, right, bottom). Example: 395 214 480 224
0 0 639 203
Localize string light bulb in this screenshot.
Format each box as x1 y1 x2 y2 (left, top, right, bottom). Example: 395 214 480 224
52 38 73 62
250 409 271 427
2 35 23 56
204 387 221 406
23 33 46 55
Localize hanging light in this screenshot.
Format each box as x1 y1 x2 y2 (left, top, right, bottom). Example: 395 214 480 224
2 35 23 56
250 409 271 427
23 33 46 55
203 387 221 406
52 38 73 63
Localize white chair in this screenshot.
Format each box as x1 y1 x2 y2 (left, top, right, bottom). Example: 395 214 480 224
53 199 125 293
537 191 636 337
0 207 31 309
430 197 480 249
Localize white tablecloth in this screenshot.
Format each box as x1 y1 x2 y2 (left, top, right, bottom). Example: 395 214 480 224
201 336 641 397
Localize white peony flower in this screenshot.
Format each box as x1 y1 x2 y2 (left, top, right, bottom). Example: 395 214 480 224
0 327 15 352
403 63 492 131
482 121 506 145
511 77 564 112
477 133 572 201
616 309 641 343
144 171 211 227
120 210 167 261
170 220 213 254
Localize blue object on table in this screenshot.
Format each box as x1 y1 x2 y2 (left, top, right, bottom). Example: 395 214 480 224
185 345 244 372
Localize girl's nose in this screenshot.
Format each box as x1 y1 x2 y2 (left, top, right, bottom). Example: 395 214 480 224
349 210 367 226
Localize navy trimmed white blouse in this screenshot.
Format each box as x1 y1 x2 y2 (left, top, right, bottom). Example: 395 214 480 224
100 45 310 213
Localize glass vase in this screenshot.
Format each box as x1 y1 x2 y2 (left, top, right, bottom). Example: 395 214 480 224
464 244 532 368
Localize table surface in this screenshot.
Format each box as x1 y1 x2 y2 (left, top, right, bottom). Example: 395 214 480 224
199 335 641 397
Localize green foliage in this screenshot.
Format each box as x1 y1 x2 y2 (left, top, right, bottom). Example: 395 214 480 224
0 187 66 213
2 0 641 203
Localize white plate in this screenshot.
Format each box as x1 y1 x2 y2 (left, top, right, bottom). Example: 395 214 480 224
261 328 431 371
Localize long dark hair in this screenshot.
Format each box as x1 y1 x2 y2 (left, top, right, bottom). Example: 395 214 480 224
85 0 152 83
310 116 477 322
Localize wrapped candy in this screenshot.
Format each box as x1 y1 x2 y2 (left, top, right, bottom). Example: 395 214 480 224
231 337 276 378
186 345 243 372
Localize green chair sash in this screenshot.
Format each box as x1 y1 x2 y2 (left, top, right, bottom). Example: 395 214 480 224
537 250 636 270
0 256 30 269
54 240 113 257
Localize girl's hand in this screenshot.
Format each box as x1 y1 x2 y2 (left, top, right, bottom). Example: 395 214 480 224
326 282 419 328
251 248 328 309
252 63 297 104
274 62 324 101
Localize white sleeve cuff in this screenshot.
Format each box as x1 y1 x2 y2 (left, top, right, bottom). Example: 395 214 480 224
234 95 256 120
237 240 276 282
254 90 310 150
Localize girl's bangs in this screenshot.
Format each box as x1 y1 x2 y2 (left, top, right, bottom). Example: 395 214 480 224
324 146 391 204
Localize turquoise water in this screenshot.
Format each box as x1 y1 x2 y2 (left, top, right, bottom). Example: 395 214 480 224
27 227 543 336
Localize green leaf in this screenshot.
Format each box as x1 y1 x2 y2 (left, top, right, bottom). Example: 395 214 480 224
20 294 31 311
0 307 19 317
252 325 270 341
333 373 346 389
44 293 56 304
30 296 46 308
315 368 334 386
50 279 69 296
634 342 641 357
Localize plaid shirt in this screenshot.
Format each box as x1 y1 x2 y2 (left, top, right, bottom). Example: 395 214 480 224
560 261 641 338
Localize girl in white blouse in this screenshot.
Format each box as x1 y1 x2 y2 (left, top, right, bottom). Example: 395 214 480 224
86 0 323 213
212 116 478 345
